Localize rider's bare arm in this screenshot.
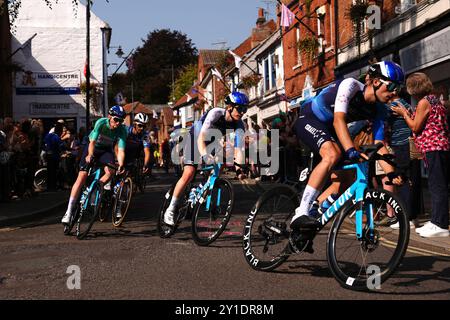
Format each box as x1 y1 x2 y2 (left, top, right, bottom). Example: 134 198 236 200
334 112 354 152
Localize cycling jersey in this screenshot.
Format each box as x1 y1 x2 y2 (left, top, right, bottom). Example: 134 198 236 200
125 126 151 165
89 118 127 150
195 107 245 147
294 78 387 154
184 108 246 166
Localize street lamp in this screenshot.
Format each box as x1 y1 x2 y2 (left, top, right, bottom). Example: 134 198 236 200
108 45 135 106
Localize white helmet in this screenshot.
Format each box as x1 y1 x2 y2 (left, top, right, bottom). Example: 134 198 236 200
134 112 149 124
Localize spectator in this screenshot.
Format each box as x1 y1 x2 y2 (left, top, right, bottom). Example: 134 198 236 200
43 122 65 192
382 89 422 229
391 72 449 237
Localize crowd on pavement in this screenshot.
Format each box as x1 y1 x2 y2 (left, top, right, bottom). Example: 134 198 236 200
0 117 85 202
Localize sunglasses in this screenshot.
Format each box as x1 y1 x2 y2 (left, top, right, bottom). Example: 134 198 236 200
379 79 401 92
112 117 124 123
135 123 145 128
234 105 248 114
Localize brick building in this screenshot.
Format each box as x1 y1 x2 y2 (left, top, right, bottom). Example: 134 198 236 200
281 0 338 108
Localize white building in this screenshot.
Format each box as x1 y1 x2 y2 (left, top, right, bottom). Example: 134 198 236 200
11 0 111 132
239 30 287 128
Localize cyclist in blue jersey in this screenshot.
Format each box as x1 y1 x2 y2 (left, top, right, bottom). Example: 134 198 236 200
163 91 249 226
290 61 405 230
124 112 152 173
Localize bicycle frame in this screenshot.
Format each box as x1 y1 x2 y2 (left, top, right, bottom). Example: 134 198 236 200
190 163 222 211
315 161 373 240
81 167 102 210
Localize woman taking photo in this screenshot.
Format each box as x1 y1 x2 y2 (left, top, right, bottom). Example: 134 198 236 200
391 72 449 238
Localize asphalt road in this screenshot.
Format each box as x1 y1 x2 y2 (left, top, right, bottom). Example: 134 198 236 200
0 173 449 301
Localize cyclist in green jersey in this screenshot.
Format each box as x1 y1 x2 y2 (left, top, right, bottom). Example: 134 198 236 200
61 106 127 225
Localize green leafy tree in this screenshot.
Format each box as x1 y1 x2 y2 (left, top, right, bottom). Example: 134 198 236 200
170 64 197 102
130 29 198 104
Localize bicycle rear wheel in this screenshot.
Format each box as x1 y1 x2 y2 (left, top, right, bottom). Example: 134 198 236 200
76 183 102 240
243 185 298 271
327 189 409 291
112 177 133 227
191 178 234 246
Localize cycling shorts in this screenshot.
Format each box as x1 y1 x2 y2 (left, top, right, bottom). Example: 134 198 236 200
293 102 338 155
79 144 115 171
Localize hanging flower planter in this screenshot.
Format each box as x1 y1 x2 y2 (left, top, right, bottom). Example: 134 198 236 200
346 0 369 56
80 81 102 112
297 36 320 63
240 73 262 90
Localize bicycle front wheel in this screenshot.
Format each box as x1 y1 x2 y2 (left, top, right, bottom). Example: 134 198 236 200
327 189 409 291
76 183 102 240
243 185 298 272
191 178 234 246
112 177 133 227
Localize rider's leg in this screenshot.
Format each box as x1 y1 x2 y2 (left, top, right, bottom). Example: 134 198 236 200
100 166 114 185
291 141 342 224
170 165 196 206
62 171 88 223
163 165 196 225
316 170 354 204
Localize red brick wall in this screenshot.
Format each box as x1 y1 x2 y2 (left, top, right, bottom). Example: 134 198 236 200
282 0 337 99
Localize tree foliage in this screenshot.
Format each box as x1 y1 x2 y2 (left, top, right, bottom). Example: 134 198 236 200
130 29 198 104
170 64 198 103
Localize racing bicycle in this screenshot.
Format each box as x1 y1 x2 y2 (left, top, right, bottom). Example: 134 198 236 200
242 143 410 291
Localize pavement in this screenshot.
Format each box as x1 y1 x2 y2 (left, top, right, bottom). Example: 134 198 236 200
1 169 449 255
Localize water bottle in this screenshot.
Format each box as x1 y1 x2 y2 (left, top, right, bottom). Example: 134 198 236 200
188 187 196 203
195 183 204 200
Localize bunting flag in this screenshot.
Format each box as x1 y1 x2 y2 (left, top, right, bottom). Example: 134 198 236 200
211 67 223 80
228 50 242 69
280 4 295 28
83 60 88 79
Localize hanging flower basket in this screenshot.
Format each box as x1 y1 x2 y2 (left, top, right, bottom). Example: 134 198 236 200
80 81 102 111
297 36 320 63
346 0 370 56
241 73 262 90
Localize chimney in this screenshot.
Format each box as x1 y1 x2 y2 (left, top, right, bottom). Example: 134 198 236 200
256 8 266 28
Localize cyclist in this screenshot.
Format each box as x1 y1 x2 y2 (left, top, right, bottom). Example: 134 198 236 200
163 91 249 226
290 61 405 230
61 105 128 225
124 112 152 174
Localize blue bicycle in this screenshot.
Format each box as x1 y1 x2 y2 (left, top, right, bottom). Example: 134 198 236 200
64 161 117 240
157 162 234 246
243 143 410 290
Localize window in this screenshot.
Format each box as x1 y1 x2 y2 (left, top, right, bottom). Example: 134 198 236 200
270 54 277 88
397 0 417 14
296 27 302 66
262 52 277 93
263 58 270 92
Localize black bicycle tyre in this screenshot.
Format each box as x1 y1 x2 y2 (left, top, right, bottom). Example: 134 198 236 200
157 182 179 238
327 189 409 291
243 184 299 272
191 178 234 246
76 182 102 240
33 168 47 191
112 177 133 227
